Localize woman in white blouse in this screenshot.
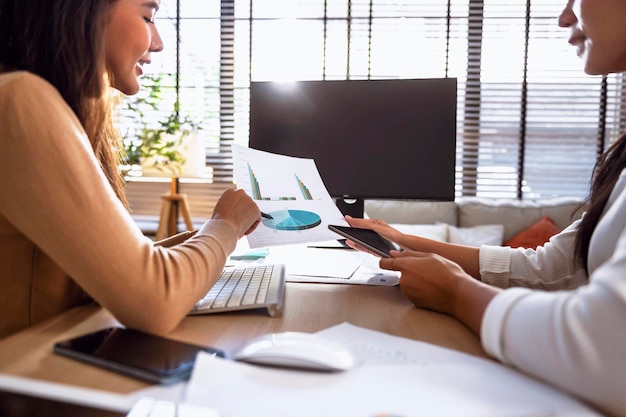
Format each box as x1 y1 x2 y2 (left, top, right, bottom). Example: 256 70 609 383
347 1 626 415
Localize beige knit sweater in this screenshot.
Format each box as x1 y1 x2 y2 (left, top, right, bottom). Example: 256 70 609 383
0 71 236 339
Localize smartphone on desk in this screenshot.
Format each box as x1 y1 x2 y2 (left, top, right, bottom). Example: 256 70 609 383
53 327 225 385
328 225 400 258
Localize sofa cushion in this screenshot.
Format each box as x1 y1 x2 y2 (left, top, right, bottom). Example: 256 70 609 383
364 200 457 225
391 223 448 242
504 216 561 248
457 197 582 241
391 222 503 246
446 224 505 246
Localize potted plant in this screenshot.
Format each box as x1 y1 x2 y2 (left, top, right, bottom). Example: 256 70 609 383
120 73 200 177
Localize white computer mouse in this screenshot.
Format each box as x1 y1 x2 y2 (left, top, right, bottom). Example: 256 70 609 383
232 331 357 372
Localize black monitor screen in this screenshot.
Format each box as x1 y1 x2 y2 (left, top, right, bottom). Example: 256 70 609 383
249 78 457 215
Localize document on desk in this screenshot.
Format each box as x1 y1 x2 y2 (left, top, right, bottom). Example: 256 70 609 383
262 243 400 285
185 323 601 417
232 144 348 248
264 244 366 278
230 239 400 285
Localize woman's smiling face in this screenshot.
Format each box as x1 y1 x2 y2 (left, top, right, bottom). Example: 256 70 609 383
105 0 164 94
559 0 626 75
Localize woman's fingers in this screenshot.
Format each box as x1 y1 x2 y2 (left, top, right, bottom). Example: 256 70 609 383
379 250 426 270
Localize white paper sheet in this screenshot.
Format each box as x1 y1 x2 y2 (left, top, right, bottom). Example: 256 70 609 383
229 240 400 285
282 250 400 285
264 244 366 278
185 323 601 417
232 144 348 248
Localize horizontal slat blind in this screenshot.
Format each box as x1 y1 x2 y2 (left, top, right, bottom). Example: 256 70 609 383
122 0 625 226
464 1 622 199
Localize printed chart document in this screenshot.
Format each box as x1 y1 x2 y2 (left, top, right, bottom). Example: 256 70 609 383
185 323 602 417
232 144 348 248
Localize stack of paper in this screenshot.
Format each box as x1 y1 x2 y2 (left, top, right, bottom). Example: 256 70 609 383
184 323 601 416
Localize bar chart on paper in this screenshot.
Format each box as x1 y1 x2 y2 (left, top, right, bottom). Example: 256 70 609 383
248 164 321 230
248 164 314 202
232 144 347 247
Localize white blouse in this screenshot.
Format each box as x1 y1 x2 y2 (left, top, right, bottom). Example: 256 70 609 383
479 169 626 416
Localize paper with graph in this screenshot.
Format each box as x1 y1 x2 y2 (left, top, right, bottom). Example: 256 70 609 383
232 144 348 248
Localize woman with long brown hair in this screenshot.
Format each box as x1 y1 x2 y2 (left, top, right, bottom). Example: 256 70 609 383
0 0 261 339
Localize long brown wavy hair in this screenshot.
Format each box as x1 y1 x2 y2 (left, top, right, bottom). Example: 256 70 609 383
0 0 129 208
574 133 626 273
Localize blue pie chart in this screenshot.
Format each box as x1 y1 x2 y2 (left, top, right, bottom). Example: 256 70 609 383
262 210 322 231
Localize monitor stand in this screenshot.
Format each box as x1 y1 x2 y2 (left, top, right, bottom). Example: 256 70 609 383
335 198 365 219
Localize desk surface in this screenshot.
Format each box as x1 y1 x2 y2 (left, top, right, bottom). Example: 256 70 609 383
0 282 487 394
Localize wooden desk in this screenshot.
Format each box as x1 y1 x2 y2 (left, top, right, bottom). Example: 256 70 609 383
0 282 487 395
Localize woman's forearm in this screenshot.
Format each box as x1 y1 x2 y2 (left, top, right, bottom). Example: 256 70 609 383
397 234 481 279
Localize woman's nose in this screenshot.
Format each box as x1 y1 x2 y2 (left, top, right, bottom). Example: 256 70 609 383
150 25 164 53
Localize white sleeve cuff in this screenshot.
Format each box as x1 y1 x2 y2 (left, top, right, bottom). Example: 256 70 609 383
479 245 513 288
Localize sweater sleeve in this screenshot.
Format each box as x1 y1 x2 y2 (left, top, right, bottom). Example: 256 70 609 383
479 219 587 290
0 72 237 335
480 230 626 416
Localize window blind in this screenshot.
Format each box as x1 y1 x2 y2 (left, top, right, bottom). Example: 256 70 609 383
123 0 625 223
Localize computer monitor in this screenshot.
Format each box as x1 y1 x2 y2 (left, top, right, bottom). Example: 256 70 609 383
248 78 457 218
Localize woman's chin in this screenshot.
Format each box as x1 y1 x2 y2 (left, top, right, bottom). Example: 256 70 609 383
114 79 141 95
582 54 625 76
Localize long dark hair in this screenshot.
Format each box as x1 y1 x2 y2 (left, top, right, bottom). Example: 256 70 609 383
574 133 626 272
0 0 128 207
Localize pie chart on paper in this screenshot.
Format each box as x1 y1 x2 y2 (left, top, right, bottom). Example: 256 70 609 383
262 210 322 231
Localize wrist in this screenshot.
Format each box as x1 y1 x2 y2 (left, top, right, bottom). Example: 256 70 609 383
451 277 500 335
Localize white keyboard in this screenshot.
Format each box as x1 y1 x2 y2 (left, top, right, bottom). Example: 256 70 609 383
190 264 286 317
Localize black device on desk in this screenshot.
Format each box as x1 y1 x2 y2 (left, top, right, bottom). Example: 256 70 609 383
328 225 399 258
54 327 225 384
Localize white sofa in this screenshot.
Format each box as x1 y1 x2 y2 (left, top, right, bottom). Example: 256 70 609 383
364 197 584 247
